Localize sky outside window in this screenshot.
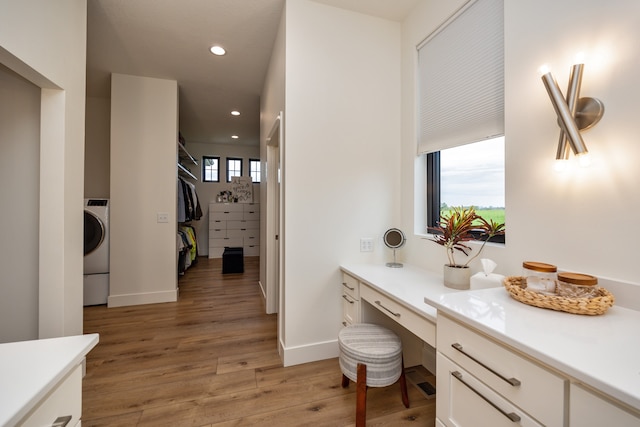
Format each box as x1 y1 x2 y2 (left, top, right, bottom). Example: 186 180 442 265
440 137 505 208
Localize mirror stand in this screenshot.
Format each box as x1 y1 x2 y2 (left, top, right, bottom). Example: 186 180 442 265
386 249 403 268
383 228 405 268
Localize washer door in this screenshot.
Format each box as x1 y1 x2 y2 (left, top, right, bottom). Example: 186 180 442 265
84 210 105 256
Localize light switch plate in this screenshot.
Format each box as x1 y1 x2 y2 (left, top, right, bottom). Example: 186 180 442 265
360 237 373 252
157 212 169 223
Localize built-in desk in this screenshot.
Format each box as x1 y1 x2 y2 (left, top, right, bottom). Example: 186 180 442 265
340 263 460 346
340 263 468 369
340 262 640 426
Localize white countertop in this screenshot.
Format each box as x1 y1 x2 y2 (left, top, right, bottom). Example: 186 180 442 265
0 333 99 427
341 262 640 412
430 287 640 412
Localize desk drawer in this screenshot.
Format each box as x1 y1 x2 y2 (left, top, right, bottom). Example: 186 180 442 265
360 284 435 345
437 315 565 427
341 273 359 300
342 292 359 326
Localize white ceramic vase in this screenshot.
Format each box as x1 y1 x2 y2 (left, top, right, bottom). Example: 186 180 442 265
443 264 471 290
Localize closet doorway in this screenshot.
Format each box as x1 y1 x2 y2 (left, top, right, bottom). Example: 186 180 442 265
265 113 283 338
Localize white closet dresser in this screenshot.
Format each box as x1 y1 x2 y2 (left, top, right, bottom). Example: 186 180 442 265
208 203 260 258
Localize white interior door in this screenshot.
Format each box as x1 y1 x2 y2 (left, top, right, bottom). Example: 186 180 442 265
266 113 282 318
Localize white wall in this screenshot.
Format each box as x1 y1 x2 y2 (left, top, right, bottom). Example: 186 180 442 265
109 73 178 307
179 141 260 257
402 0 640 290
85 96 111 198
0 64 40 342
0 0 86 340
280 0 401 365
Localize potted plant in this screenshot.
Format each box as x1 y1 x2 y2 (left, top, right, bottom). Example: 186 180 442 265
428 206 505 289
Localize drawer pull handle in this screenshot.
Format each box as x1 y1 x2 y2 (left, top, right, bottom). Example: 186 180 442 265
452 343 521 387
52 415 72 427
452 371 521 423
375 300 401 317
342 282 355 291
342 295 355 304
342 321 347 326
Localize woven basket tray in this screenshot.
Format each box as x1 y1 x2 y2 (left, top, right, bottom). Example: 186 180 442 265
503 276 614 315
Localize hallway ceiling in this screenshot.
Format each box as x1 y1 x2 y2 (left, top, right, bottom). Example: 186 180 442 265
86 0 420 147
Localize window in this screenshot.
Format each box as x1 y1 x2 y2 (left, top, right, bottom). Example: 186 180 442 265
249 159 261 183
226 157 242 182
426 137 505 242
202 156 220 182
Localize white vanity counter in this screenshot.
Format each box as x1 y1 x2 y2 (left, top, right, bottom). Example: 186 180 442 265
341 262 639 423
0 333 99 427
430 286 640 413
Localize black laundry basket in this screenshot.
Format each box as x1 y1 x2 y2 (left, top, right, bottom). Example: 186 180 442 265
222 247 244 274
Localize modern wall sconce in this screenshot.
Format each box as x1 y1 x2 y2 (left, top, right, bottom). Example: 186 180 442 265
540 62 604 168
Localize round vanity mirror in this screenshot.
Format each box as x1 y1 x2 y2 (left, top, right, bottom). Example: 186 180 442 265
383 228 405 268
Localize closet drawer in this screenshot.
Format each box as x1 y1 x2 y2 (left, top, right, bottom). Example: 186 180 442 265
210 203 243 213
244 235 260 245
209 219 227 227
209 228 226 239
243 204 260 220
227 220 259 230
211 211 243 221
360 284 435 345
227 228 251 238
226 229 259 242
244 245 260 256
437 315 565 427
209 237 243 248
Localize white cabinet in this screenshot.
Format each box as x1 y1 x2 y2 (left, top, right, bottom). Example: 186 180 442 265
18 365 82 427
1 334 98 427
208 203 260 258
436 315 565 427
341 273 360 326
437 353 543 427
570 383 640 426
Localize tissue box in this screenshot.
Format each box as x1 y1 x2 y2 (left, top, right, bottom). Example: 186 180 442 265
470 272 505 289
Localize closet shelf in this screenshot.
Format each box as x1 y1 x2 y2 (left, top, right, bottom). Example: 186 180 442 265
178 140 198 180
178 142 197 165
178 163 197 180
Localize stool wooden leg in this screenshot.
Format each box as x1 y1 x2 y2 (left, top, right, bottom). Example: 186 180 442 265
399 359 410 408
341 373 350 388
356 363 367 427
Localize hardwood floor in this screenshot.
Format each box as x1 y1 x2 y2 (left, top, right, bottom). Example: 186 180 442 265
82 257 436 426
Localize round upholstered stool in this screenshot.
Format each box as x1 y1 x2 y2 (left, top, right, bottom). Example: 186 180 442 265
338 323 409 426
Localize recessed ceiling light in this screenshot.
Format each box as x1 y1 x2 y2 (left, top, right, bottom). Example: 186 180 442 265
210 45 226 56
231 135 239 139
231 110 240 116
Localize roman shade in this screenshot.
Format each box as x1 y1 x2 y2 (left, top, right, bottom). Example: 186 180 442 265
417 0 504 154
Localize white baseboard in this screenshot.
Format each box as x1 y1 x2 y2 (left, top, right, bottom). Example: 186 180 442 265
281 338 340 367
107 289 178 307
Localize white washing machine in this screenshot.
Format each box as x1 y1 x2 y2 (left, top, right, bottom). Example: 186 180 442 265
84 198 109 305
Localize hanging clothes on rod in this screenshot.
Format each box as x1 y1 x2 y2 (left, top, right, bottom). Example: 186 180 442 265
177 176 202 223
